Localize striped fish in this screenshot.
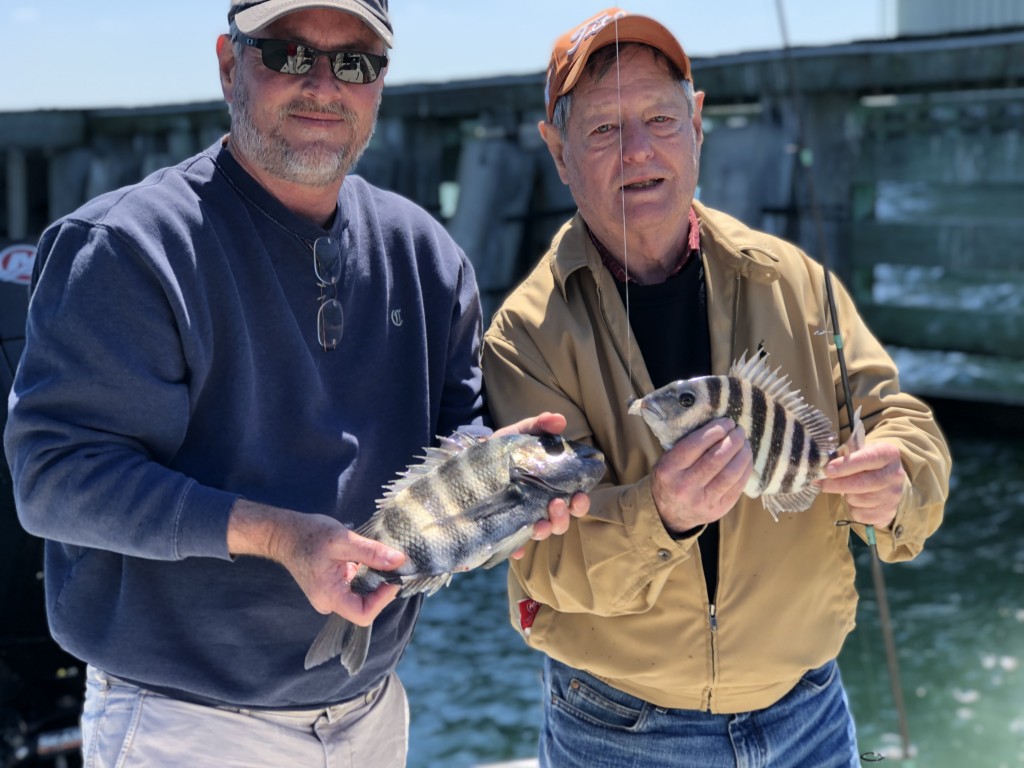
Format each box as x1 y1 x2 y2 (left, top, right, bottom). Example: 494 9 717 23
304 430 606 674
627 350 863 521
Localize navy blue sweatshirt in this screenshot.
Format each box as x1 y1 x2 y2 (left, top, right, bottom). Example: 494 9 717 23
4 141 486 708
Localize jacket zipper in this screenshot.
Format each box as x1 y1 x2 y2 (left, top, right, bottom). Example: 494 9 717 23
705 602 719 711
704 272 738 712
704 514 724 713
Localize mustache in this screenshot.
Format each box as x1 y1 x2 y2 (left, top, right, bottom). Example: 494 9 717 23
285 99 357 122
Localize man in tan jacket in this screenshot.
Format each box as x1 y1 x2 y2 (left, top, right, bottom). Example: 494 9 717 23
482 8 951 767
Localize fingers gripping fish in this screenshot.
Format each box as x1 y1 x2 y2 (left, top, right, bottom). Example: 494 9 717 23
627 350 864 520
304 431 606 675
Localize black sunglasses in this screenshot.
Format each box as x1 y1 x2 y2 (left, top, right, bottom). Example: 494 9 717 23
313 236 344 351
237 36 388 84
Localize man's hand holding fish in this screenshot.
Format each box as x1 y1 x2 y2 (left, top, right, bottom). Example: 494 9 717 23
227 500 407 627
649 417 753 536
822 440 907 529
492 410 592 545
303 412 604 674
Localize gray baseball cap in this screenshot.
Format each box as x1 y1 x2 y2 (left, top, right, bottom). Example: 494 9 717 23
228 1 393 47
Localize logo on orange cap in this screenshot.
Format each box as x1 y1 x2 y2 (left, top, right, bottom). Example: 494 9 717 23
565 10 628 60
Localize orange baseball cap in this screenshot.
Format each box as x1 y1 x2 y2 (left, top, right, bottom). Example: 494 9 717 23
544 8 692 122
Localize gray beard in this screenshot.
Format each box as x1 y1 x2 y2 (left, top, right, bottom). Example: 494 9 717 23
229 68 379 188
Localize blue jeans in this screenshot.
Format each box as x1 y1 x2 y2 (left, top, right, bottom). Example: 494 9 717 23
540 657 859 768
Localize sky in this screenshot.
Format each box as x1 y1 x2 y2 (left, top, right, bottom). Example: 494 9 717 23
0 1 896 111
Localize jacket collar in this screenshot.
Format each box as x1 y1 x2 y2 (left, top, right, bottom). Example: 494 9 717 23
549 199 782 300
588 207 701 284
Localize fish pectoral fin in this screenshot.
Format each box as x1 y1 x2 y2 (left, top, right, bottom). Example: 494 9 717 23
509 466 566 495
478 527 536 570
304 613 372 676
762 484 822 518
456 487 529 524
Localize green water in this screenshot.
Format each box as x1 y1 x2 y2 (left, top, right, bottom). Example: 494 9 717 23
398 430 1024 767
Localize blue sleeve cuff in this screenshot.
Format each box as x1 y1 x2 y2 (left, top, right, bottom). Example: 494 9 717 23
173 482 241 560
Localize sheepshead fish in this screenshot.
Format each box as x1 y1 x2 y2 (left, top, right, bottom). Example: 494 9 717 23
304 430 606 674
627 350 863 520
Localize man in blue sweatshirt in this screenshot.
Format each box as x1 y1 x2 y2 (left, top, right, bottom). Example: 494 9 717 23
3 1 587 765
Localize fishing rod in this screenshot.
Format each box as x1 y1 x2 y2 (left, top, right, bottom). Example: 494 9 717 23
773 0 913 762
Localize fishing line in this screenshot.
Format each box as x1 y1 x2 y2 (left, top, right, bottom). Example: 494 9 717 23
613 16 634 387
774 0 913 761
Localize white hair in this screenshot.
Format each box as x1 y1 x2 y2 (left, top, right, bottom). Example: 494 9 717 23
551 42 695 140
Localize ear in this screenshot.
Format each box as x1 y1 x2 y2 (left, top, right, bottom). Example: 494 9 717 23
538 121 570 186
217 34 237 103
693 90 705 148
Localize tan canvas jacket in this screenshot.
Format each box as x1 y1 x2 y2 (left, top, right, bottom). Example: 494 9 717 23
482 201 950 714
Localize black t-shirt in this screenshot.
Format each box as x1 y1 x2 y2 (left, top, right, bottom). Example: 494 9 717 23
614 253 721 605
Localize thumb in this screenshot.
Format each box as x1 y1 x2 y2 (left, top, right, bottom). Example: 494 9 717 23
341 529 406 571
532 411 567 435
494 411 567 438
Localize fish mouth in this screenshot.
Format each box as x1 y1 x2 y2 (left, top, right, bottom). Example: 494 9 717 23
628 397 664 420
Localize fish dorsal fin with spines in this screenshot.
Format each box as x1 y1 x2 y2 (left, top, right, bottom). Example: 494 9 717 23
729 350 837 453
376 430 483 506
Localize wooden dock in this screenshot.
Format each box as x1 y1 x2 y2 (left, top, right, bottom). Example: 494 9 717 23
2 27 1022 406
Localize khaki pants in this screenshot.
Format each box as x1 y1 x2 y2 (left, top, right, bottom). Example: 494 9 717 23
81 665 409 767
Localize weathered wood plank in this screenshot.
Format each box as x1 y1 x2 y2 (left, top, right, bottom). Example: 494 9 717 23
3 30 1023 408
887 346 1024 406
866 181 1024 222
0 112 87 148
851 129 1024 185
693 30 1024 100
861 303 1024 356
851 223 1024 270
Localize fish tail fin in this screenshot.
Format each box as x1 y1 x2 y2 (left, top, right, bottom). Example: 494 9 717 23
304 614 373 675
338 624 372 675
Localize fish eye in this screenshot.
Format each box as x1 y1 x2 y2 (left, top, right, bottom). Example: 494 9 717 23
679 392 696 408
539 434 565 455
